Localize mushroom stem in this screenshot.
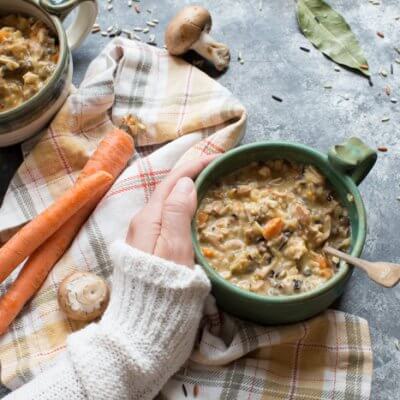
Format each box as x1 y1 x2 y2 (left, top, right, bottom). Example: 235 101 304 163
191 31 230 71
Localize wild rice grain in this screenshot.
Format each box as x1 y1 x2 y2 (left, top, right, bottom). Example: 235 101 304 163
299 46 310 52
378 146 388 152
376 31 384 38
391 64 394 74
182 384 188 397
272 95 283 102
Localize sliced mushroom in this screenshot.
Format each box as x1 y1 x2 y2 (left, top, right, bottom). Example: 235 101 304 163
58 272 110 322
165 5 230 71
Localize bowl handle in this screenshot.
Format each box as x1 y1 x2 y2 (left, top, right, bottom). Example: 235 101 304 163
39 0 98 51
328 137 377 185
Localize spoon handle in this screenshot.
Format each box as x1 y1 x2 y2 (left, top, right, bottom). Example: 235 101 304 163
324 246 372 273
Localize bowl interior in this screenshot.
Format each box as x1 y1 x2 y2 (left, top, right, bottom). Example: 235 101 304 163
0 0 67 120
192 141 366 304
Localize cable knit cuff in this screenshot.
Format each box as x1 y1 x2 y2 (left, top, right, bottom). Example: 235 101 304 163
102 240 211 332
67 241 211 400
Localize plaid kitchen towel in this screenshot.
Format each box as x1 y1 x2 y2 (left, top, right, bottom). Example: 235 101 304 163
0 38 372 398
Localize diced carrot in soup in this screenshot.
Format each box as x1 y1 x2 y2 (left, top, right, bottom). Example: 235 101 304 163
263 217 284 240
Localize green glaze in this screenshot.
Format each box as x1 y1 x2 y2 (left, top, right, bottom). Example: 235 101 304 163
191 138 376 325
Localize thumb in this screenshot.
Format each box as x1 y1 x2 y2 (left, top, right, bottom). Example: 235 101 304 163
155 177 197 266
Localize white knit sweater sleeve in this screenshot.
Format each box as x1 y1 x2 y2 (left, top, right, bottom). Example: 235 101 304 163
6 241 211 400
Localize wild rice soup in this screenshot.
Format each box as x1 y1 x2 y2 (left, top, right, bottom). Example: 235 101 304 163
196 160 351 296
0 14 59 112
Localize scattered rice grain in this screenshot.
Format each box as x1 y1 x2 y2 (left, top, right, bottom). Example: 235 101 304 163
152 19 159 24
193 384 200 397
107 4 113 11
380 68 388 77
324 83 332 89
347 194 354 203
378 146 388 152
384 85 391 96
395 58 400 64
142 27 149 33
390 98 398 103
376 31 384 38
133 27 143 32
381 116 390 122
134 5 140 13
146 21 156 27
100 31 108 36
272 95 283 102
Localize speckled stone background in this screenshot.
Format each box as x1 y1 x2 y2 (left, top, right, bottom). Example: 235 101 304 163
0 0 399 398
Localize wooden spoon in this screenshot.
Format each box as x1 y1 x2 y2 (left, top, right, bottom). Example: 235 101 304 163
324 246 400 288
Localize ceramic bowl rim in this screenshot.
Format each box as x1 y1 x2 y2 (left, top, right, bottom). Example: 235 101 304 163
191 141 367 304
0 0 68 125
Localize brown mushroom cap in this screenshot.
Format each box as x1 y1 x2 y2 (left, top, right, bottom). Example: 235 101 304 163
165 5 212 55
58 271 110 322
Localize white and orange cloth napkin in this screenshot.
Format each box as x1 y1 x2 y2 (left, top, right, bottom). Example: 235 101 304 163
0 39 372 399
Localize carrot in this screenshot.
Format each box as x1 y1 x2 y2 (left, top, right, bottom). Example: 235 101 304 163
262 217 284 240
202 247 215 258
0 171 113 284
315 254 330 270
197 211 209 225
0 130 134 334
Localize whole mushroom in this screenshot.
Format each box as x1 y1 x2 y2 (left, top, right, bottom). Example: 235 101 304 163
165 5 230 71
58 271 110 322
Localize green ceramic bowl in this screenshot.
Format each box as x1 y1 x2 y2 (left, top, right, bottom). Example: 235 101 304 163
192 137 377 325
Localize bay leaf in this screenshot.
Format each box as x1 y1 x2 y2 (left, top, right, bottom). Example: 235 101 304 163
296 0 370 76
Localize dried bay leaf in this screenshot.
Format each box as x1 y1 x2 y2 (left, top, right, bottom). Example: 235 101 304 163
296 0 370 76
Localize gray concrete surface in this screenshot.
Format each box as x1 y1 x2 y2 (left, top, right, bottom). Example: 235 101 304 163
0 0 399 398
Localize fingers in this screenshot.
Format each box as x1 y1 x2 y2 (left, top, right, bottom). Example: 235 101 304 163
148 155 217 207
126 154 218 255
154 177 197 266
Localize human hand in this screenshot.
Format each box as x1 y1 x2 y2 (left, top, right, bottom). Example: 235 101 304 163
126 156 217 267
